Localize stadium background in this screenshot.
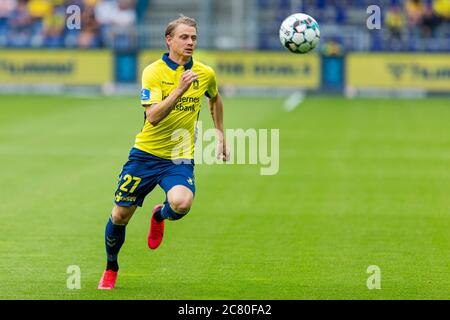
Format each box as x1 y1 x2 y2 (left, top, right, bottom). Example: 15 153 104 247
0 0 449 299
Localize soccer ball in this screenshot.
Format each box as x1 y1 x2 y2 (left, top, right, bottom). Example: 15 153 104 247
279 13 320 54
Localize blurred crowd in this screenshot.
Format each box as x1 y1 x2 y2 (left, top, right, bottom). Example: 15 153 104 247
385 0 449 48
0 0 144 48
260 0 449 52
304 0 449 23
0 0 448 50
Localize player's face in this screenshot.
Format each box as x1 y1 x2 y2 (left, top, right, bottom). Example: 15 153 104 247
167 24 197 58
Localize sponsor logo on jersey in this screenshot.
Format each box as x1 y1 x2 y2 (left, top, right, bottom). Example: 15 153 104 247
141 88 151 100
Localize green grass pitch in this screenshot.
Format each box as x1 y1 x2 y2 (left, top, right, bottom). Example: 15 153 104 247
0 94 449 299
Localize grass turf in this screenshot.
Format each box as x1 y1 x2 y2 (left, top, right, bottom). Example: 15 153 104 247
0 95 449 299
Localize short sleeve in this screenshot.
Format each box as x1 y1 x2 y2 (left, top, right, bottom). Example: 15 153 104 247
141 65 162 106
205 67 218 99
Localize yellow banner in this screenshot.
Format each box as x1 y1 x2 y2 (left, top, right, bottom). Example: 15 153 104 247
0 50 113 85
140 50 320 88
347 54 450 90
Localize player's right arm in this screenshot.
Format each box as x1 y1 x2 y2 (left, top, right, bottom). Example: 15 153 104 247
145 70 198 126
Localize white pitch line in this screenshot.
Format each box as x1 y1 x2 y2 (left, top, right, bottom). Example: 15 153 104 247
283 91 305 112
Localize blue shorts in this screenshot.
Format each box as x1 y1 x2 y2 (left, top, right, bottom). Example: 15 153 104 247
114 148 195 207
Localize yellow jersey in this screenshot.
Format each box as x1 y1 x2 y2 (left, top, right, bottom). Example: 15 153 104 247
135 53 218 160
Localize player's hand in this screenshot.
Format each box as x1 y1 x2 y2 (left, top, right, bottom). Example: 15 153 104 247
216 139 230 162
177 70 198 93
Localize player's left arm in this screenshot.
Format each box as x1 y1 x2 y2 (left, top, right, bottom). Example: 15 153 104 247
208 93 230 161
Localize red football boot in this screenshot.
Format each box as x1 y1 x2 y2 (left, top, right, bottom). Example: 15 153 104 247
97 270 118 290
148 204 164 249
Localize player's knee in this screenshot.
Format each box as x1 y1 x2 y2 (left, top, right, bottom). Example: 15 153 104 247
111 205 136 225
168 186 193 214
169 197 192 215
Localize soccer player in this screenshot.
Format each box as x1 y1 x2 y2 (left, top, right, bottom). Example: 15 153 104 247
98 16 229 289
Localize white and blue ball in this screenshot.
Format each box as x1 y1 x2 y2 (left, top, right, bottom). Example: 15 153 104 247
279 13 320 54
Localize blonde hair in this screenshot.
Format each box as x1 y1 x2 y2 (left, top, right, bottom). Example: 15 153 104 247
165 15 197 38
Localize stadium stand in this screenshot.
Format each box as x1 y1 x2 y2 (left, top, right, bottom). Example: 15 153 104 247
0 0 448 51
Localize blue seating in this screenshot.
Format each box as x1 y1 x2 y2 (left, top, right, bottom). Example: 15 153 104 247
255 0 449 52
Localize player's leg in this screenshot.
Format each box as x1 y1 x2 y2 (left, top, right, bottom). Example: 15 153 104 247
148 163 196 249
99 148 159 289
98 204 136 290
158 185 194 220
148 185 194 249
105 204 137 271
